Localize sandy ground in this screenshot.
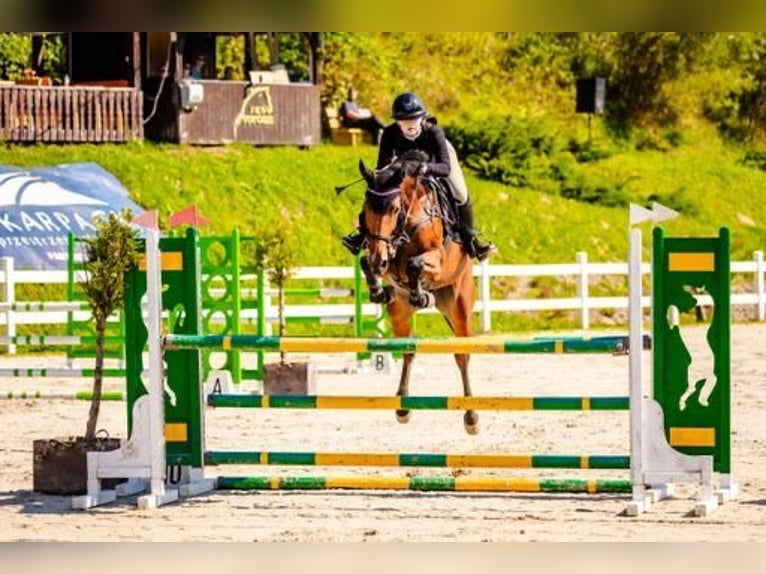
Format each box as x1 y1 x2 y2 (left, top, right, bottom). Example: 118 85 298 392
0 324 764 542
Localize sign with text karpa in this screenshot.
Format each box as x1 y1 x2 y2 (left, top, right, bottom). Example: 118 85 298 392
0 163 144 270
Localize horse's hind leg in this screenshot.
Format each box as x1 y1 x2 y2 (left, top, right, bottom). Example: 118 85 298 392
388 296 416 424
440 278 478 435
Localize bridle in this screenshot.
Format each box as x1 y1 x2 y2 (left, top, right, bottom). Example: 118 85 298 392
364 178 440 254
364 186 410 251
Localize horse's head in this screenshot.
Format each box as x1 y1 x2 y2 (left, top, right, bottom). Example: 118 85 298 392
358 151 431 274
359 159 405 274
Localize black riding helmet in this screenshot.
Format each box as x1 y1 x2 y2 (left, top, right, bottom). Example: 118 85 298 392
391 92 427 120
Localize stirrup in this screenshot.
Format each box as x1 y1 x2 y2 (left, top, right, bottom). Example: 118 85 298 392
464 236 494 261
474 241 495 261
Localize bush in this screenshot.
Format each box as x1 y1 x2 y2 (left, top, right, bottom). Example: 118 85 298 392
446 114 559 189
446 113 635 207
566 138 614 163
0 33 30 80
742 149 766 171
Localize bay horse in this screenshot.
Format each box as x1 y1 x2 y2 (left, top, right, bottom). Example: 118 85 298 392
357 151 479 434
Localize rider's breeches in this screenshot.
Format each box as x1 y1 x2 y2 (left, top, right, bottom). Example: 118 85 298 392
445 139 469 206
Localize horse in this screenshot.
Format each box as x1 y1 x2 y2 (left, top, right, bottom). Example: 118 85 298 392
357 151 479 434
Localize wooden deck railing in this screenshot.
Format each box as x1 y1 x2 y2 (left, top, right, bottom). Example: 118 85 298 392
0 86 143 143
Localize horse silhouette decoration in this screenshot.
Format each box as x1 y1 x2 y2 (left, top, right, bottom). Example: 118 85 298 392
357 150 479 434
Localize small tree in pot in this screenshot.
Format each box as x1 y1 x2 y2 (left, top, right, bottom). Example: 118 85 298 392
253 215 314 394
33 210 139 494
80 210 139 441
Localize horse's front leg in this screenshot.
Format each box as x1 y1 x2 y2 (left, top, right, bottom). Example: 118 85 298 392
456 350 478 434
360 255 393 304
406 254 434 309
388 296 416 424
436 271 478 435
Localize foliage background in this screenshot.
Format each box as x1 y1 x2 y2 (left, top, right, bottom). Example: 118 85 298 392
2 32 766 333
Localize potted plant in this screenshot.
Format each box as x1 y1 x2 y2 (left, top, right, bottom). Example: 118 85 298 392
254 216 315 395
33 210 139 494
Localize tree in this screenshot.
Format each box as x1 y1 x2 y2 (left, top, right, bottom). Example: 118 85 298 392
734 33 766 140
79 210 139 442
606 33 710 126
252 216 299 364
0 33 31 80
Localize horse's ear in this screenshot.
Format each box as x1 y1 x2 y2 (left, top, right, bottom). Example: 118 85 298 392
358 159 375 187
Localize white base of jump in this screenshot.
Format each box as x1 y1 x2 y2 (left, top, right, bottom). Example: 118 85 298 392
626 398 724 517
72 396 178 510
177 468 217 498
716 474 739 505
70 395 215 509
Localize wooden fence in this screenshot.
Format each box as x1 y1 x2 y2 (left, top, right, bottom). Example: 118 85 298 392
0 86 143 143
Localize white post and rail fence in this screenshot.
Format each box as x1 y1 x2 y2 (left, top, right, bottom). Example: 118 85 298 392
2 250 765 353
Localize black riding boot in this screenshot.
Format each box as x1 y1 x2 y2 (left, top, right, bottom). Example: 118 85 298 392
457 199 494 261
342 211 367 255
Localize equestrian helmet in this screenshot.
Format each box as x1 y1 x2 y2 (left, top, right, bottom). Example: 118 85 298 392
392 92 427 120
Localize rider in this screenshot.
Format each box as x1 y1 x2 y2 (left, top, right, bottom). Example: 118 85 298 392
341 92 494 261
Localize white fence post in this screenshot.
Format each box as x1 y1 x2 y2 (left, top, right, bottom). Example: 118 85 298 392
576 251 590 330
479 259 491 333
1 257 16 354
263 277 273 336
755 251 765 322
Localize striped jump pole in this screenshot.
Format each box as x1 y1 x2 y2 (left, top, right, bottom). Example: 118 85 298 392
164 333 644 354
0 335 124 346
205 451 630 470
207 394 630 411
0 301 92 312
2 390 126 401
216 475 633 494
0 368 153 380
205 392 631 482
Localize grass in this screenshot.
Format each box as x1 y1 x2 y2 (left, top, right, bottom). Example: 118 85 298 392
1 136 765 335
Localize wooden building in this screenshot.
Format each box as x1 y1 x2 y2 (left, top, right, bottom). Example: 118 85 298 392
0 32 321 146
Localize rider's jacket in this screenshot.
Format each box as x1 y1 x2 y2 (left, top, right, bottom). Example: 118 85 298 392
377 121 451 178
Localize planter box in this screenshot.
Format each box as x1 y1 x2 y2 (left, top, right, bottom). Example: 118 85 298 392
263 362 316 395
33 437 123 495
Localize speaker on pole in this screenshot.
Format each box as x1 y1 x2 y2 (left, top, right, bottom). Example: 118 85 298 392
576 78 606 115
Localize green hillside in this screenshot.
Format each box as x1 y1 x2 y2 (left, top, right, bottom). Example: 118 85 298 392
1 140 763 265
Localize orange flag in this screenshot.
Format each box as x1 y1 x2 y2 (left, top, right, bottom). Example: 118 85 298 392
168 205 210 229
131 210 159 230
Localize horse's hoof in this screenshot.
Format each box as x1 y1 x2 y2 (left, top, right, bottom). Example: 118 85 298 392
396 410 411 424
464 412 479 435
409 292 434 309
370 286 393 304
369 288 385 304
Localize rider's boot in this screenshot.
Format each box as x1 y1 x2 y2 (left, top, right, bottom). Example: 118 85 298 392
457 199 495 261
342 211 367 255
